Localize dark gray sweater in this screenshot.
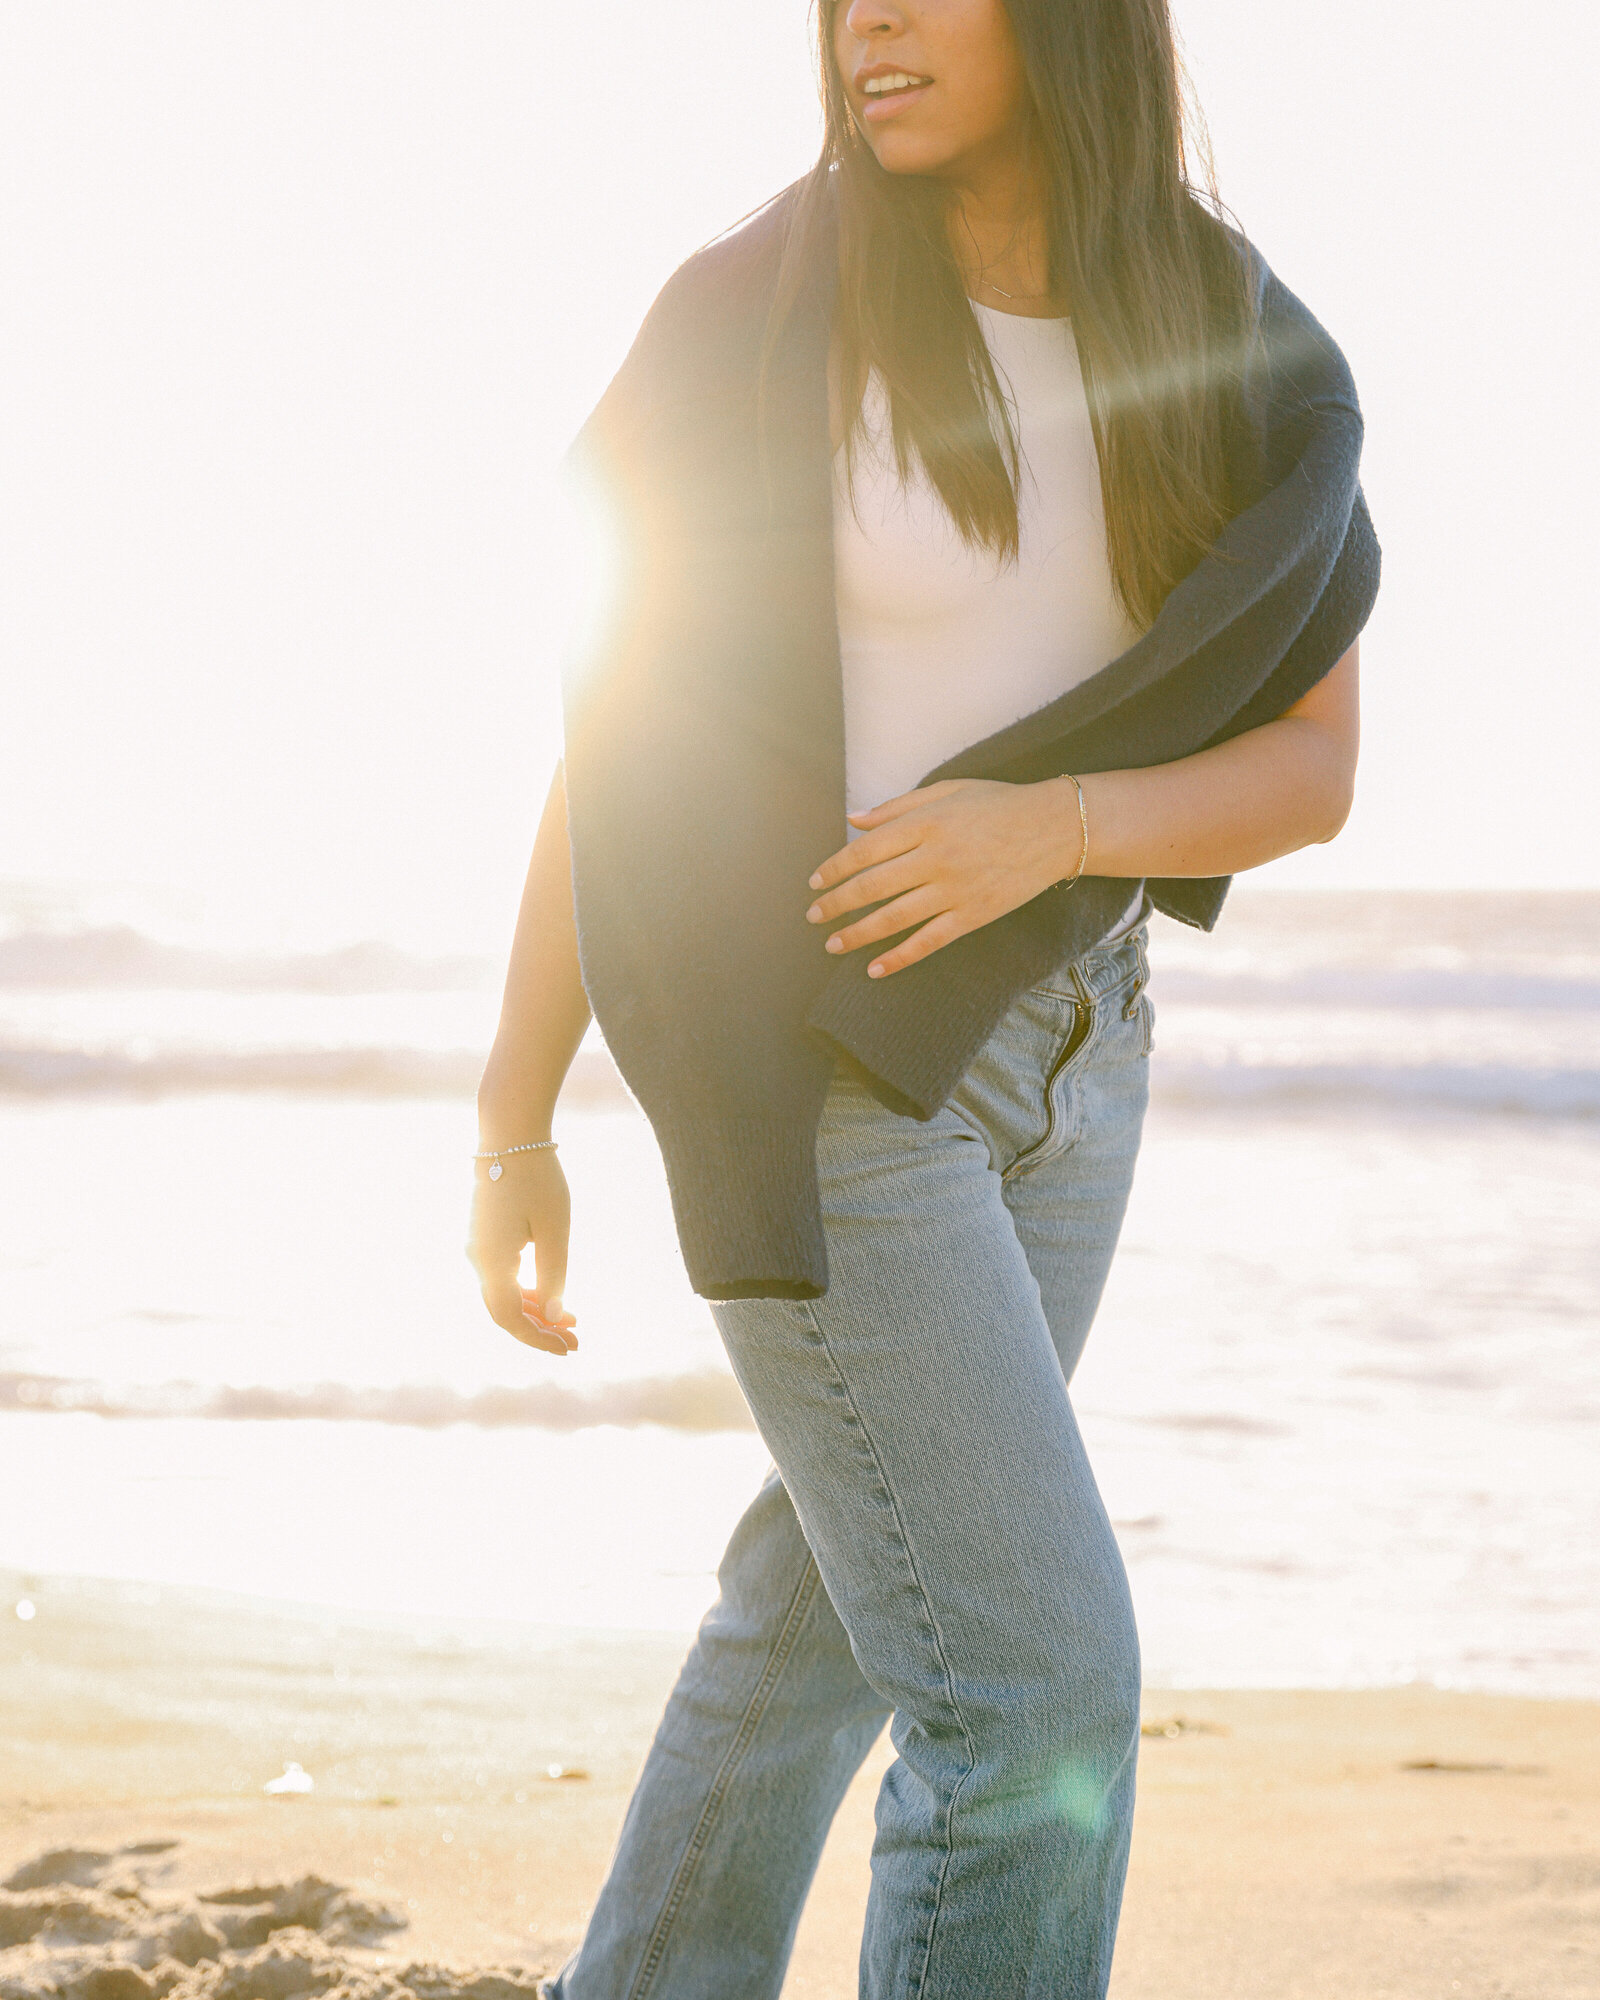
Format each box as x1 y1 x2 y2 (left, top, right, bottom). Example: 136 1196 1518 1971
561 187 1380 1301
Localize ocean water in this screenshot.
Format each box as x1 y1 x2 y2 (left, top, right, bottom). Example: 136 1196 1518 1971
1 887 1596 1695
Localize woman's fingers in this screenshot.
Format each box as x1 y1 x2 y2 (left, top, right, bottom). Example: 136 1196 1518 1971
509 1316 577 1355
804 778 1054 978
807 817 924 894
806 851 926 925
822 885 945 957
862 909 968 978
477 1266 570 1355
840 779 962 833
808 781 978 892
519 1287 579 1353
528 1229 576 1343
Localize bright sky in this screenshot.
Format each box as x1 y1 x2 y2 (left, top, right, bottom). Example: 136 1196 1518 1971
2 2 1596 953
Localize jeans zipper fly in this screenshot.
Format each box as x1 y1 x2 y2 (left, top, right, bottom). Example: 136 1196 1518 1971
1001 999 1091 1183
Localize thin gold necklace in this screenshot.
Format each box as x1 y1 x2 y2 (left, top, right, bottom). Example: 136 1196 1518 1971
978 274 1053 303
956 208 1054 306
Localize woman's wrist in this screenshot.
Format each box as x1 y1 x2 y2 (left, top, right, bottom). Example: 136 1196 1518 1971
477 1103 557 1149
1031 769 1132 881
477 1055 559 1149
1028 775 1093 886
1073 770 1133 877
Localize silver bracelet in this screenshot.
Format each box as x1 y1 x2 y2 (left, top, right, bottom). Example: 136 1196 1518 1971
473 1137 558 1181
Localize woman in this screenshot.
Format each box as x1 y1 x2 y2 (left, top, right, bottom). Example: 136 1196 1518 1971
471 1 1376 1993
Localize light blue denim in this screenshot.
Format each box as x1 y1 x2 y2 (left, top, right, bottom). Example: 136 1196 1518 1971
545 925 1155 2000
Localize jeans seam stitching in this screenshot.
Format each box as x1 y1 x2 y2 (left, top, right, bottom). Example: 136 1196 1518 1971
798 1303 979 2000
622 1556 823 2000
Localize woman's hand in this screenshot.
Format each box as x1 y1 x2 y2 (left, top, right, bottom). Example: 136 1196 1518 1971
804 644 1362 980
805 777 1081 979
468 760 593 1356
466 1149 579 1356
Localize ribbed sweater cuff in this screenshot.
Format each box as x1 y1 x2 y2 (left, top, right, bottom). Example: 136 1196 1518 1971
655 1113 829 1301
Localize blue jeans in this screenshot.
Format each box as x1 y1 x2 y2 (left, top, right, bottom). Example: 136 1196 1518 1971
546 927 1154 1999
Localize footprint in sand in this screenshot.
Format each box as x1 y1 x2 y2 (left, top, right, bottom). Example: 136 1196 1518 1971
0 1842 545 2000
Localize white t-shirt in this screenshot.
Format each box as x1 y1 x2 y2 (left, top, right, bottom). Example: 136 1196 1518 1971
833 301 1146 943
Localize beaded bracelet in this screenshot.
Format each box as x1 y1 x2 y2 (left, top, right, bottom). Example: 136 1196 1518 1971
472 1137 558 1181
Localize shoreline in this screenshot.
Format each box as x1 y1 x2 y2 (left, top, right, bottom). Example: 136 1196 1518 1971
4 1572 1596 1998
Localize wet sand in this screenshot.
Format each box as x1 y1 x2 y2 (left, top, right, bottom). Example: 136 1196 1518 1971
3 1574 1595 1998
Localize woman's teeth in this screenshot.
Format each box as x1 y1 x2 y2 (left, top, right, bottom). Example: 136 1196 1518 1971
863 73 931 96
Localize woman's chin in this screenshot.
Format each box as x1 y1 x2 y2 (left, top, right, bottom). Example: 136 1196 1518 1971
862 132 964 179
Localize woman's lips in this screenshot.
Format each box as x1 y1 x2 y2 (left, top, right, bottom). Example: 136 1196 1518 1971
858 81 933 123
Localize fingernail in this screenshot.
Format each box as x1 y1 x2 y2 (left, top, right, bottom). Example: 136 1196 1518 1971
808 873 823 889
806 904 821 922
868 962 884 977
825 935 843 952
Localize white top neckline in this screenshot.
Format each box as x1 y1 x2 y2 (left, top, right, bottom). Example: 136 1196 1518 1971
970 298 1072 327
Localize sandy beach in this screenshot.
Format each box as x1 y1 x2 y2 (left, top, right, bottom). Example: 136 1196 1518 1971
3 1572 1595 2000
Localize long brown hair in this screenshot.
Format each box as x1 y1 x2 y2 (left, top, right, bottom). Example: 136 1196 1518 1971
773 0 1258 631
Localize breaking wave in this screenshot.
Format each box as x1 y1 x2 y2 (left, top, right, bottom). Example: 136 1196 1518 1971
0 926 495 993
1152 968 1600 1011
0 1367 754 1434
0 1040 1593 1117
1151 1058 1600 1119
0 1045 630 1102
